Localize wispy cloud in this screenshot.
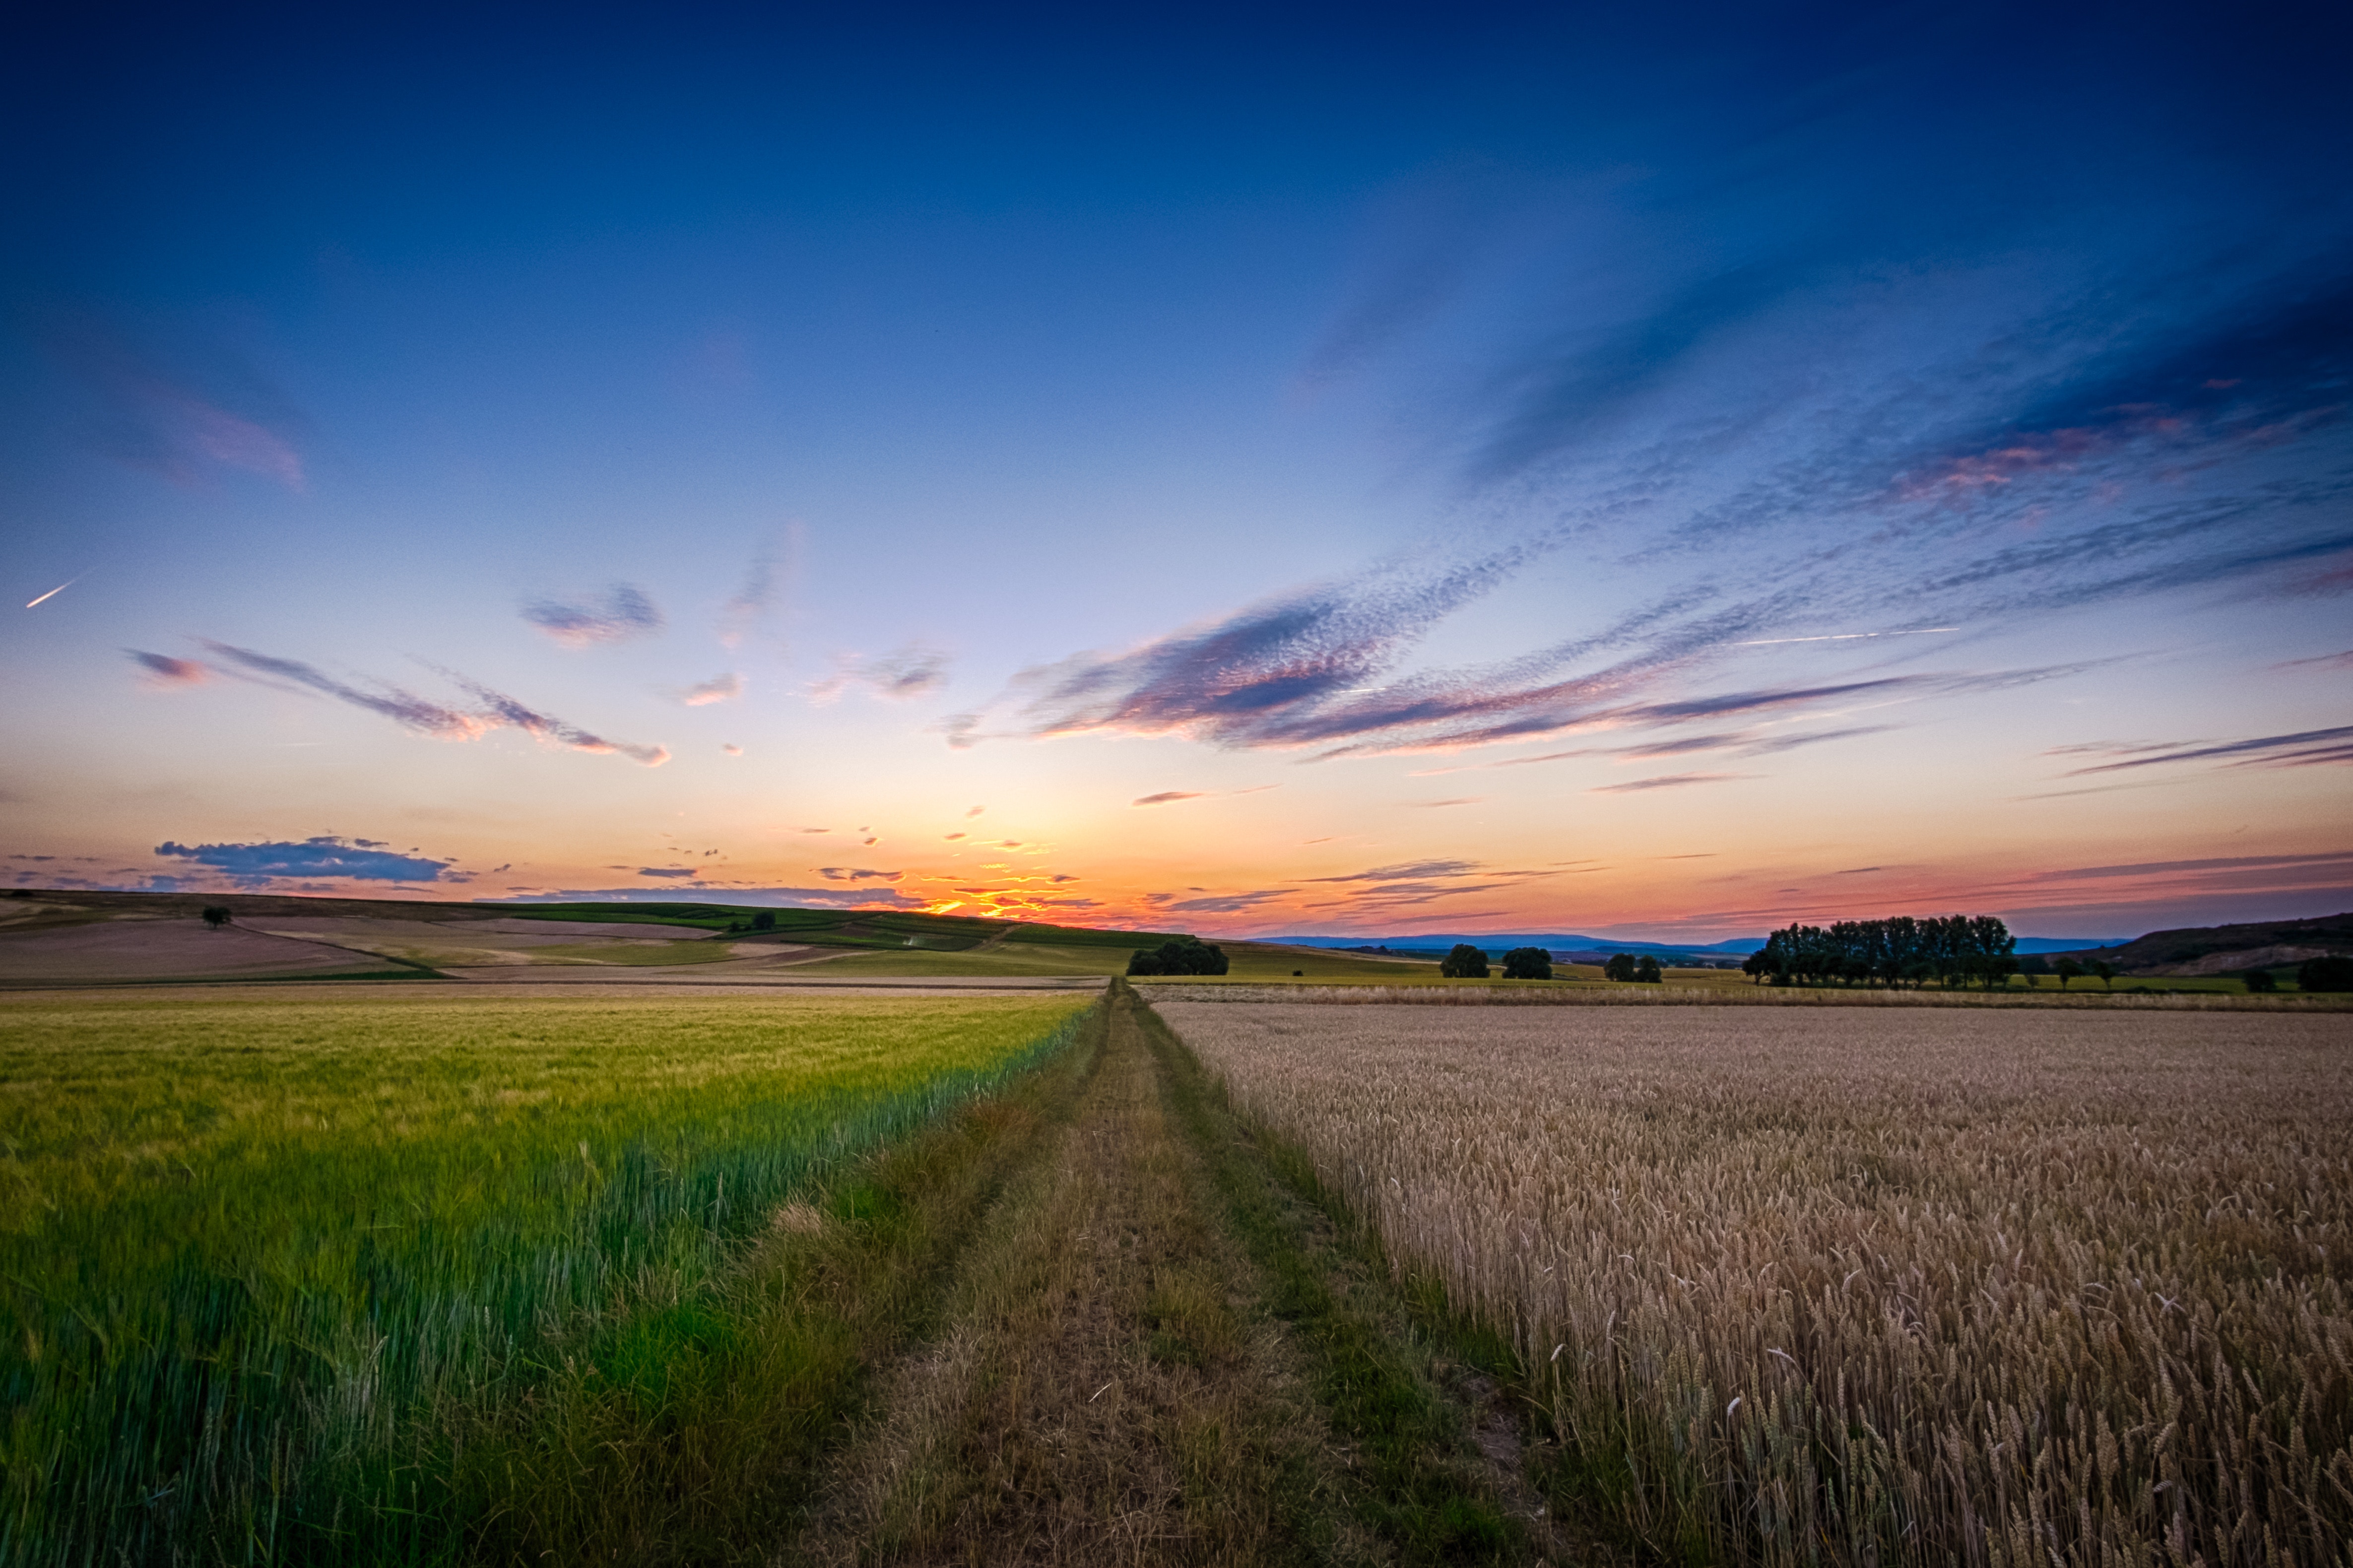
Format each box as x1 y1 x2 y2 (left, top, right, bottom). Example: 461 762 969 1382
48 319 308 491
173 642 669 764
1143 888 1292 914
2059 724 2353 775
637 867 698 879
680 672 742 706
493 884 928 911
129 651 210 687
719 529 796 650
818 867 904 882
1305 859 1482 883
1131 784 1277 807
522 585 664 647
1590 772 1757 793
155 836 451 885
810 642 951 703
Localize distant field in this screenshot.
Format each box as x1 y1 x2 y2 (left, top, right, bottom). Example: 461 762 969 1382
807 942 1135 977
1166 1000 2353 1564
0 989 1093 1564
807 939 1444 982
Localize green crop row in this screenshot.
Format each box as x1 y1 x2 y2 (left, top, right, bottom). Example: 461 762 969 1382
0 991 1092 1564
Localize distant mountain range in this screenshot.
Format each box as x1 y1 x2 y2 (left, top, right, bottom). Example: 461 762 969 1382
1267 932 2127 958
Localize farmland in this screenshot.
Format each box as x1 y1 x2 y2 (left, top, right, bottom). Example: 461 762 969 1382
0 989 1092 1564
1161 999 2353 1565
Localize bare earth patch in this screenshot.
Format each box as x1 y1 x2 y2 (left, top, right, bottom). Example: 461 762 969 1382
0 917 396 984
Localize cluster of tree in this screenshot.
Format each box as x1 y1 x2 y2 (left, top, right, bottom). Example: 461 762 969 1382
2301 955 2353 992
1501 947 1552 980
1439 943 1488 978
1740 915 2027 988
1436 945 1555 979
2049 957 2119 989
200 906 232 930
1126 937 1230 976
1603 953 1663 983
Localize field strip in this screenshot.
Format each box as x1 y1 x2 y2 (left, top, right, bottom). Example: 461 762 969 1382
1158 997 2353 1566
0 990 1099 1565
784 982 1569 1567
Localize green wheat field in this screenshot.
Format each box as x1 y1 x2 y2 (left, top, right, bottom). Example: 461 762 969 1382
0 990 1092 1563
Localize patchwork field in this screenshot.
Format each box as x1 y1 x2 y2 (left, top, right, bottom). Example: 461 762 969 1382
0 989 1093 1564
1160 1000 2353 1566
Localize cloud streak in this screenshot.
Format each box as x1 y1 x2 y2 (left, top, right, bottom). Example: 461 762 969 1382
522 585 664 647
810 642 951 703
1589 772 1757 793
2059 725 2353 776
165 643 669 764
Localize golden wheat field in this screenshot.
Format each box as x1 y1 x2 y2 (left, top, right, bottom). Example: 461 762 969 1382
1159 1000 2353 1568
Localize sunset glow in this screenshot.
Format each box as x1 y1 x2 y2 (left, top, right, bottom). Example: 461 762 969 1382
3 7 2346 943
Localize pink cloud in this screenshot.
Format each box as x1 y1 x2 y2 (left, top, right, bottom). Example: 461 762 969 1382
130 651 211 688
682 672 742 706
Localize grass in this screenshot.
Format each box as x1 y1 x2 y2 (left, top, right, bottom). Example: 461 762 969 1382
806 942 1135 978
1163 999 2353 1566
444 997 1111 1565
791 981 1538 1567
516 938 746 966
0 990 1093 1565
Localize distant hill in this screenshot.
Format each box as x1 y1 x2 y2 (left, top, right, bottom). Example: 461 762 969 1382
1266 932 1758 959
2046 912 2353 976
1268 931 2123 959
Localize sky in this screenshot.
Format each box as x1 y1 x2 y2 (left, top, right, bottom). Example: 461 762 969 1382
3 2 2349 941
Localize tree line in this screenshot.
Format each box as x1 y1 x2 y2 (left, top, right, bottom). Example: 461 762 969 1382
1126 936 1229 976
1742 915 2029 988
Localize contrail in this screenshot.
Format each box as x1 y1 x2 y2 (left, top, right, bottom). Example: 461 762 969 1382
24 577 80 609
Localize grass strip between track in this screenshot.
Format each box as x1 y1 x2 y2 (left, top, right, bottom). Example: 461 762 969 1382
1130 983 1546 1566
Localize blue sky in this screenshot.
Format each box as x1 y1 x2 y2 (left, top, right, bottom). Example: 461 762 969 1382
3 2 2348 937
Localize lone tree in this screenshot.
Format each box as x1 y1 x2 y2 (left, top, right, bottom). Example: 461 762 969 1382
1634 954 1663 984
751 910 776 931
2299 955 2353 993
1604 952 1640 982
1439 943 1490 979
200 906 232 930
2241 966 2279 993
2053 957 2084 990
1501 946 1552 980
1126 937 1229 977
2090 960 2117 991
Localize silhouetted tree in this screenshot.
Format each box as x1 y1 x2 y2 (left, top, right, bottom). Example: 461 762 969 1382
201 906 232 930
2053 957 2084 989
1126 937 1229 977
2091 960 2117 991
1440 943 1490 979
1431 941 1487 979
1501 946 1552 980
2241 967 2278 993
1635 955 1662 984
1741 952 1767 983
752 910 776 931
1605 953 1638 982
2299 955 2353 993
